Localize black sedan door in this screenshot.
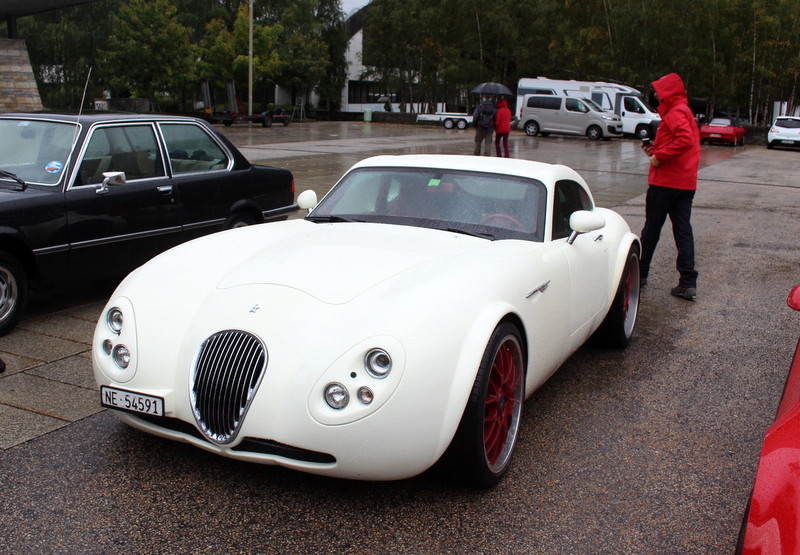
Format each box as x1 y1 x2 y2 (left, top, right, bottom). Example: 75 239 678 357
65 123 182 284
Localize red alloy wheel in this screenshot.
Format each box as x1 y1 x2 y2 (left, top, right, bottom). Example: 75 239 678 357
483 337 523 470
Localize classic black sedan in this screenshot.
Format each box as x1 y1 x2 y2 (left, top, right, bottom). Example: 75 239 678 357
0 113 295 335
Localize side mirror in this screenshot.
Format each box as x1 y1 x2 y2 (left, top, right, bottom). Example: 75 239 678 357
297 189 318 211
96 171 126 195
567 210 605 245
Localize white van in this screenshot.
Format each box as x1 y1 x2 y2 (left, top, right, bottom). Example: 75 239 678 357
520 94 623 140
516 77 660 139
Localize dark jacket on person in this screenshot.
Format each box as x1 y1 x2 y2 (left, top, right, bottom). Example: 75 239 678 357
649 73 700 191
473 100 496 130
494 99 512 134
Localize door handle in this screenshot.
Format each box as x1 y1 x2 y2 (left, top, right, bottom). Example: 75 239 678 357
157 185 173 194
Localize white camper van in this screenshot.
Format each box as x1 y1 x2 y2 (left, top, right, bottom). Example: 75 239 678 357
515 77 660 139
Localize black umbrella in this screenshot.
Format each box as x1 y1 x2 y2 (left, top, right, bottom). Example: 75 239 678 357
471 82 513 96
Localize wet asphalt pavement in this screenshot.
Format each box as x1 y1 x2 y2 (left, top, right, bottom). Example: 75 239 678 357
1 122 799 554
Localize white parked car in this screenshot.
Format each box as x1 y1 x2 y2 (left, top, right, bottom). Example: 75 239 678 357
93 155 641 487
767 115 800 149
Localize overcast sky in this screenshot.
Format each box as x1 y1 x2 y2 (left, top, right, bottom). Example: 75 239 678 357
340 0 368 15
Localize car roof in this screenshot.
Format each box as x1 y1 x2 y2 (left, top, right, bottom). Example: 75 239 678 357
0 112 205 125
775 115 800 121
348 154 586 187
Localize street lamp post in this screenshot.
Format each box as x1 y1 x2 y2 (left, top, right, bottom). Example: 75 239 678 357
248 0 254 117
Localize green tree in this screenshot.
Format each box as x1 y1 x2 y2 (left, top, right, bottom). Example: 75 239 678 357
102 0 196 103
276 0 332 105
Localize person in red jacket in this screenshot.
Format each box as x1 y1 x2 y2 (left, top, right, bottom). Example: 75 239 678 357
640 72 700 301
494 98 512 157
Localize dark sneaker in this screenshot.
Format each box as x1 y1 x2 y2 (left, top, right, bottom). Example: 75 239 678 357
671 286 697 301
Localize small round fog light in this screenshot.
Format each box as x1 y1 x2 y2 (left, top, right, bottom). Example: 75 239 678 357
324 383 349 409
365 348 392 379
107 308 124 334
357 386 374 405
102 339 113 355
112 345 131 369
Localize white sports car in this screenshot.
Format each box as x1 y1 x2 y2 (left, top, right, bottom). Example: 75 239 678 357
93 155 641 487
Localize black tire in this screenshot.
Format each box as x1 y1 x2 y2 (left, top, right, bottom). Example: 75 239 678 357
225 213 257 229
262 116 273 128
443 119 455 129
0 251 28 337
597 246 640 348
587 125 603 141
524 121 540 137
456 119 468 130
767 141 774 149
282 119 289 126
446 322 525 488
635 125 650 140
223 119 233 127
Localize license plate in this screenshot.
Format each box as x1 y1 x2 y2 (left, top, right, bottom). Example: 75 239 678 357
781 140 795 144
101 386 164 416
710 133 722 137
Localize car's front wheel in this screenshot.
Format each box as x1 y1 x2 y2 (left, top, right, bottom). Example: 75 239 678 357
587 125 603 141
443 119 455 129
0 251 27 337
446 322 524 487
597 246 640 348
635 125 651 140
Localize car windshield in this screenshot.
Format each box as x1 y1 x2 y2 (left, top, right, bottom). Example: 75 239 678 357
308 167 547 241
0 119 77 186
582 98 606 113
776 118 800 129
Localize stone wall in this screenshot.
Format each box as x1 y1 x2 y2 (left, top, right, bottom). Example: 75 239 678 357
0 38 43 113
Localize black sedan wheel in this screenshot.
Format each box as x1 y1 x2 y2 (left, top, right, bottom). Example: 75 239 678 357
446 322 524 487
0 251 27 336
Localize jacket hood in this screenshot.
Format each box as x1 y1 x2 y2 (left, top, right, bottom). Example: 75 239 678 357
652 73 687 114
497 99 508 108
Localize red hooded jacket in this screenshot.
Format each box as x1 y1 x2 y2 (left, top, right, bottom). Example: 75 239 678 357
650 73 700 190
494 99 512 134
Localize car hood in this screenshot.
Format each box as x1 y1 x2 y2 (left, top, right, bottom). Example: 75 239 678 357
215 221 489 304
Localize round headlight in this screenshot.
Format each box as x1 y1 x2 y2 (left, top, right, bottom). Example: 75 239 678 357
357 386 374 405
364 348 392 379
107 308 124 334
324 383 349 410
112 345 131 369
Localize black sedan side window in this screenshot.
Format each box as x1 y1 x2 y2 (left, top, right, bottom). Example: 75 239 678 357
160 124 229 175
77 124 165 185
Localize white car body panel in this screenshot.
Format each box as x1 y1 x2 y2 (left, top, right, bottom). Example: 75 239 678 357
94 154 639 481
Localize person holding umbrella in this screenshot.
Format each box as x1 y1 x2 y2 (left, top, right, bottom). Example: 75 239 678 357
472 94 496 156
470 83 513 156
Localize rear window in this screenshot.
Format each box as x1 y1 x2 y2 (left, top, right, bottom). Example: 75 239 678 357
775 118 800 129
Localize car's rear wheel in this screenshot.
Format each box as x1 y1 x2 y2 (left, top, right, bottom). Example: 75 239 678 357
443 119 454 129
587 125 603 141
447 322 524 487
597 246 640 348
0 251 27 337
456 119 468 130
524 121 540 137
225 213 257 229
261 115 273 128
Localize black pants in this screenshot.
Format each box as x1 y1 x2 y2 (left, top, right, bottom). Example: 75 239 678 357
640 185 698 288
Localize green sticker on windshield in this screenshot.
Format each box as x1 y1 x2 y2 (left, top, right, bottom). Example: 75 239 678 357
427 178 441 187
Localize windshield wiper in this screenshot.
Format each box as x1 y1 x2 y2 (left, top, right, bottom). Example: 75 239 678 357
306 215 363 223
445 227 495 239
0 170 26 191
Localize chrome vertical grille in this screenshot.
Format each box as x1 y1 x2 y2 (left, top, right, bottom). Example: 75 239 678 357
190 330 267 444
